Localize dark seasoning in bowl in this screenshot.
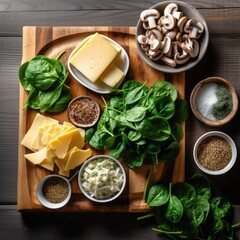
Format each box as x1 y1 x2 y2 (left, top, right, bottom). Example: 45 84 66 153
68 96 100 128
42 176 69 204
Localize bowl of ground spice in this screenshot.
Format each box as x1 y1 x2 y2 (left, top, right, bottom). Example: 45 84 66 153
190 77 238 126
193 131 237 175
68 95 100 128
36 175 72 209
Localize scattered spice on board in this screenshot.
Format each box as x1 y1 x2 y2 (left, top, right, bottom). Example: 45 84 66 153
42 177 69 203
197 136 232 171
68 97 99 126
196 83 233 121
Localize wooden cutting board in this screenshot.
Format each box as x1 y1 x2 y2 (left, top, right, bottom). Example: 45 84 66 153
17 26 185 212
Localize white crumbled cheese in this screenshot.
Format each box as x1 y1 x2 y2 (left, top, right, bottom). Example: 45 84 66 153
81 157 124 200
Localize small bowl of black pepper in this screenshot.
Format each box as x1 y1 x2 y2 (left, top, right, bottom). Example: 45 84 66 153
193 131 237 175
36 175 72 209
68 95 100 128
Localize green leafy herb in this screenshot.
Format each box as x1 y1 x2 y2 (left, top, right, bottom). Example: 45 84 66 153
19 51 71 113
87 80 188 168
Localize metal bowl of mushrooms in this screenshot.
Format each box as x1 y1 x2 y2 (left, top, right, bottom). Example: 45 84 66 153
136 1 209 73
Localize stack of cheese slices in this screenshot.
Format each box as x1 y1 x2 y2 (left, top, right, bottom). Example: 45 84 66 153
21 113 92 177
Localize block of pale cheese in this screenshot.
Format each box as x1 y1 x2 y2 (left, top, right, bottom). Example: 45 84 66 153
100 63 124 88
70 33 119 82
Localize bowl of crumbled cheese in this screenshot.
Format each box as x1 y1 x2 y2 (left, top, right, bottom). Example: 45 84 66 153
193 131 237 175
190 77 238 126
78 155 126 203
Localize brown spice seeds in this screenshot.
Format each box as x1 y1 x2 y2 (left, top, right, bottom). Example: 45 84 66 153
42 177 69 204
197 136 232 171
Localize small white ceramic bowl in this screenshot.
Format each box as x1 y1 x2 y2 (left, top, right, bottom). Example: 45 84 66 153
36 174 72 209
78 155 126 203
193 131 237 175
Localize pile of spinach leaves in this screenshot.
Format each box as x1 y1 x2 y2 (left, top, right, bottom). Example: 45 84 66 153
86 80 188 168
139 174 239 239
19 51 71 113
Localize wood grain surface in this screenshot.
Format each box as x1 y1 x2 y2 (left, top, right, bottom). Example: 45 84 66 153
17 26 185 212
1 0 240 239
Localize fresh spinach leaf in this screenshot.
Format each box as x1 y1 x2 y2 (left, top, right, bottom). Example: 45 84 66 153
25 58 59 90
125 106 147 122
159 142 180 162
47 89 71 113
172 182 197 208
165 184 183 223
172 99 188 122
19 62 31 91
147 184 169 207
137 116 170 141
189 174 212 201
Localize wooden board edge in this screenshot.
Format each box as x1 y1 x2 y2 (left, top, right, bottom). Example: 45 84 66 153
17 26 37 211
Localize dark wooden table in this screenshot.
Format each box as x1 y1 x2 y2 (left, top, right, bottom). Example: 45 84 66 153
1 0 240 239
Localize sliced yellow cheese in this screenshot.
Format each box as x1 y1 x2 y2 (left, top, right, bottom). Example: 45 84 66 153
100 63 124 88
21 113 58 151
55 158 70 177
70 32 118 82
68 129 85 150
22 113 92 176
64 147 92 171
41 122 60 145
40 158 55 171
48 138 70 159
78 128 85 140
48 128 84 158
24 147 55 165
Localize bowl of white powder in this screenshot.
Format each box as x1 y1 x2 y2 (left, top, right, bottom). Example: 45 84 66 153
190 77 238 126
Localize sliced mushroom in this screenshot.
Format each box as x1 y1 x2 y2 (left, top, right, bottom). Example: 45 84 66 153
164 3 183 20
177 16 188 33
161 36 172 55
137 35 161 51
159 14 176 30
174 51 190 64
140 9 160 30
150 53 163 61
176 32 183 42
141 44 150 52
149 49 163 61
188 39 199 58
161 55 177 67
146 29 163 42
184 18 204 39
164 28 178 40
172 41 180 56
180 36 199 58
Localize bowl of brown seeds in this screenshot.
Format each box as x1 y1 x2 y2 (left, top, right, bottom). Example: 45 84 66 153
193 131 237 175
36 174 72 209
